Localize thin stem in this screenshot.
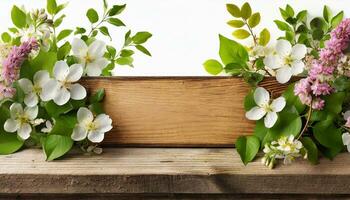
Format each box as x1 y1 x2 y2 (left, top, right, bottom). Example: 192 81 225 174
244 19 257 45
87 12 109 37
297 105 313 140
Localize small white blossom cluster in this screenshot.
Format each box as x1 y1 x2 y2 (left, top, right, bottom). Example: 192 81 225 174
261 135 306 169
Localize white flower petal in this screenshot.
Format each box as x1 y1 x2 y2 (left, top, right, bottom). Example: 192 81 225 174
10 103 23 118
291 44 307 60
66 64 83 82
88 131 105 143
77 107 94 124
93 58 109 70
18 78 34 94
53 61 69 81
34 70 50 86
69 84 86 100
276 67 292 84
276 40 292 56
271 97 286 113
17 123 32 140
86 63 102 76
263 55 282 70
347 145 350 153
41 79 60 101
264 112 278 128
94 114 113 133
71 125 88 141
4 119 19 133
72 38 88 56
342 133 350 146
291 60 305 75
88 40 106 58
344 111 350 120
254 87 270 107
24 106 38 120
245 106 266 120
53 87 70 106
24 92 39 107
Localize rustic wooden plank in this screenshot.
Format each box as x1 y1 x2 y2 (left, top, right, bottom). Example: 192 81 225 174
1 148 350 194
80 77 288 147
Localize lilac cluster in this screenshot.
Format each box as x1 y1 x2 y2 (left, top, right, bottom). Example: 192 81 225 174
295 19 350 110
0 38 38 98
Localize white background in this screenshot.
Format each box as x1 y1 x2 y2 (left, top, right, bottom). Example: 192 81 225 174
0 0 348 76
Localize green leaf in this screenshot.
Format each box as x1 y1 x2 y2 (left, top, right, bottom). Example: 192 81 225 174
248 13 260 28
132 32 152 44
331 11 344 28
106 45 117 58
282 84 305 114
50 114 77 136
296 10 307 22
47 0 57 15
89 89 105 103
227 20 244 28
274 20 292 31
323 5 332 23
312 29 324 40
89 102 104 115
226 4 240 18
313 119 343 152
236 136 260 165
11 6 27 28
99 26 111 40
45 101 73 118
333 76 350 92
224 63 243 75
107 18 125 27
259 28 270 46
310 17 327 31
135 45 152 56
43 135 73 161
86 8 99 23
242 72 264 87
53 14 66 27
240 2 252 20
285 4 295 17
57 29 73 42
0 132 24 155
57 42 71 60
203 59 223 75
74 27 86 35
1 32 11 43
20 50 57 79
244 90 255 111
232 29 250 39
120 49 134 57
218 34 249 66
279 8 289 20
116 57 133 66
108 4 126 16
300 137 318 165
56 3 68 14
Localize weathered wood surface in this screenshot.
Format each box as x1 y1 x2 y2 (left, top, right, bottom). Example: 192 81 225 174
1 148 350 194
80 77 289 147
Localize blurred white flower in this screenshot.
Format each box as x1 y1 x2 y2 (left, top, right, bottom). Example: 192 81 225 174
245 87 286 128
342 132 350 152
41 120 53 133
263 39 307 83
41 61 86 106
18 70 51 107
71 38 108 76
71 107 113 143
4 103 39 140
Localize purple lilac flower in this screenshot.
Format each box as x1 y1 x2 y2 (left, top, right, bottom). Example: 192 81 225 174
0 38 38 98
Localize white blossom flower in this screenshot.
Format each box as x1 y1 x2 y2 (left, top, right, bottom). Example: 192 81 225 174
263 39 307 84
41 120 53 133
71 38 108 76
18 70 51 107
71 107 113 143
4 103 39 140
41 61 86 106
342 132 350 152
245 87 286 128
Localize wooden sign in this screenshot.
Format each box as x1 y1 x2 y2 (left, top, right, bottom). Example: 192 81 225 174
81 77 288 147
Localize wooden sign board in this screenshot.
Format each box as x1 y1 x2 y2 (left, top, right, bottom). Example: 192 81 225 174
81 77 287 147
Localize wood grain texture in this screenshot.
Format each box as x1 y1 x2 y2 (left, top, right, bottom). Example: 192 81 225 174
80 77 289 147
1 148 350 194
